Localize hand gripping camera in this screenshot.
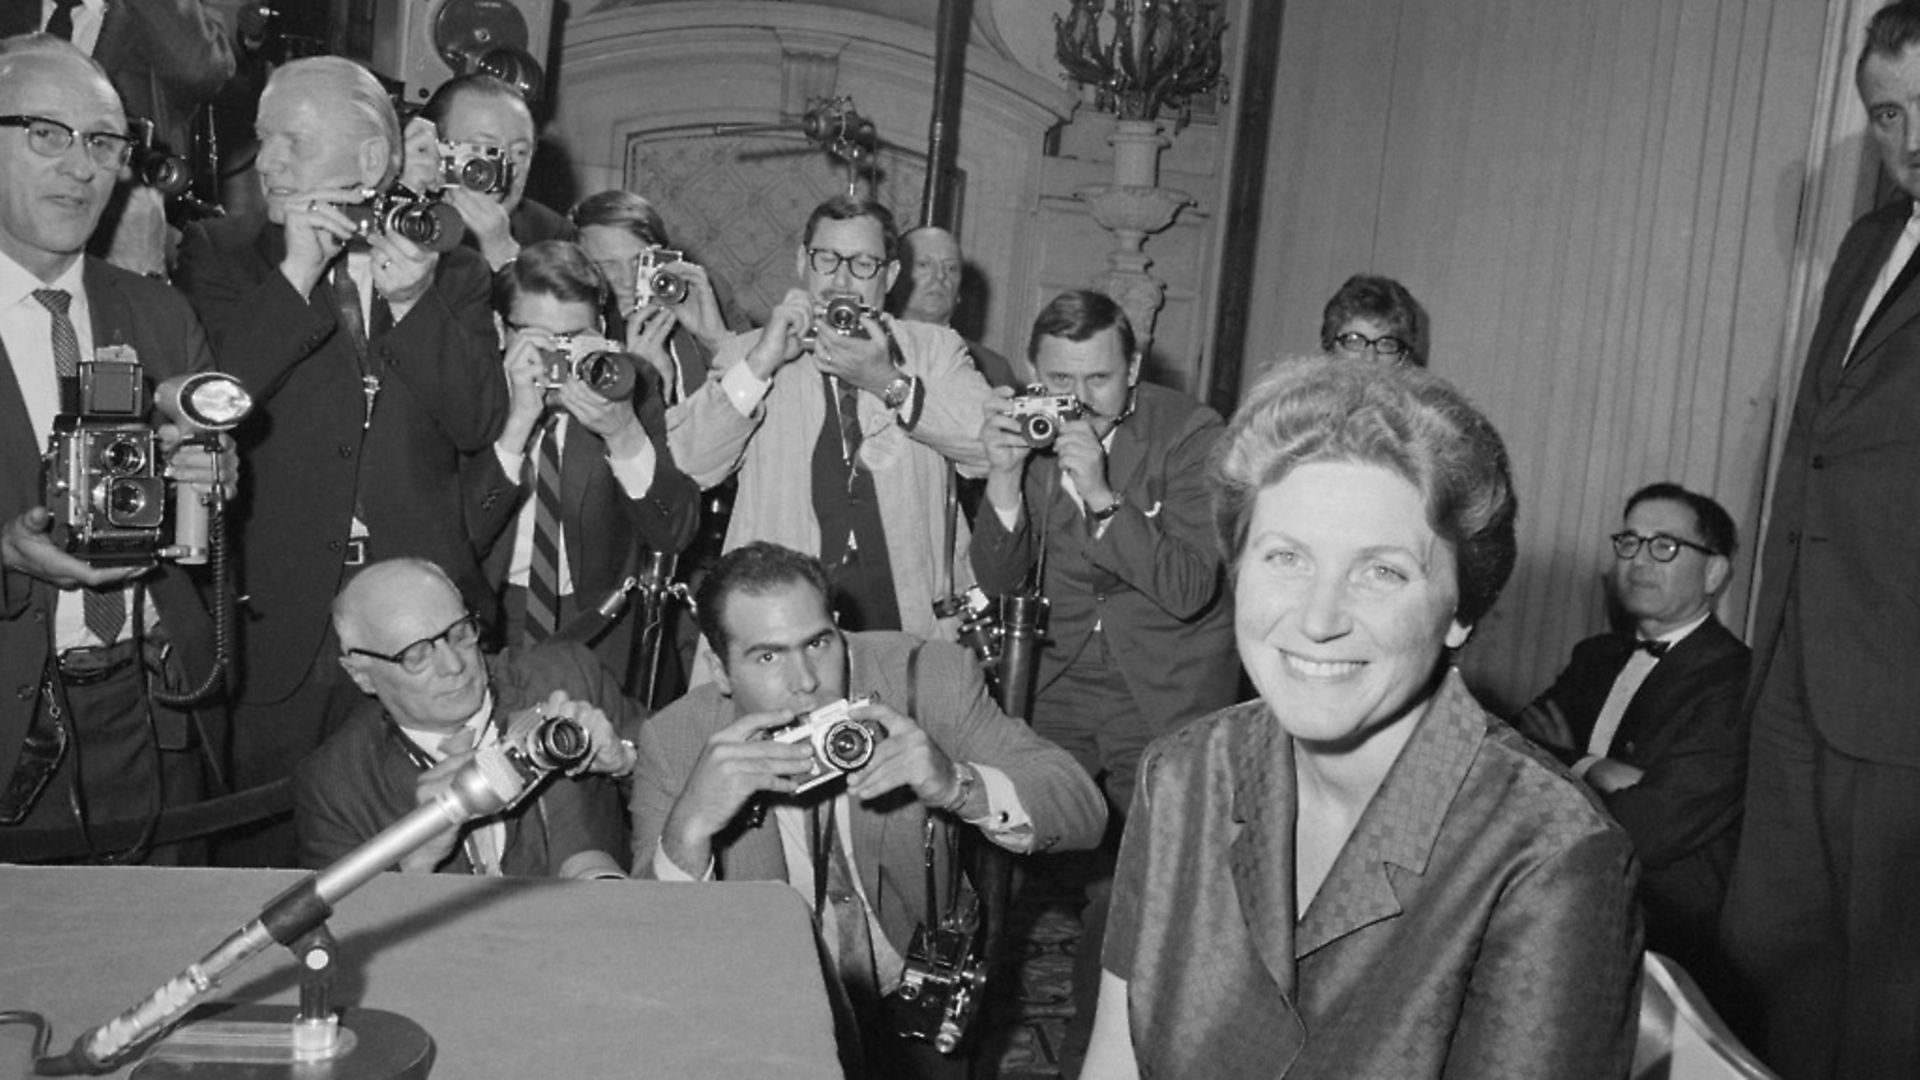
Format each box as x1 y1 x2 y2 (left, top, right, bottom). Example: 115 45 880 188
437 139 514 196
537 335 640 402
636 247 689 306
764 695 883 795
1005 384 1086 448
340 185 466 253
821 296 875 339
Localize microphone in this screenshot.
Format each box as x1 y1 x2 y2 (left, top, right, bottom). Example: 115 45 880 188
35 716 590 1076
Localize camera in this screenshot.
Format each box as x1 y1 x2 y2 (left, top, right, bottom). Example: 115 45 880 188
890 912 988 1054
636 247 689 307
1006 385 1086 448
502 714 593 780
536 335 639 402
764 695 883 795
933 586 1003 672
821 296 874 339
42 348 167 565
437 140 515 196
127 117 190 198
339 185 465 253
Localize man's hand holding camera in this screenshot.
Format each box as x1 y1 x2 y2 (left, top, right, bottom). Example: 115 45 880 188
278 186 364 298
367 231 437 315
843 700 983 817
623 304 680 394
496 326 649 462
810 302 896 395
1051 416 1117 517
506 689 637 779
660 710 818 875
442 184 516 271
2 507 146 589
654 258 729 350
744 288 815 380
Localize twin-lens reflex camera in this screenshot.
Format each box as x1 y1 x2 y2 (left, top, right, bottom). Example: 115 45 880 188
764 694 884 795
1005 384 1086 448
43 352 252 566
536 335 640 402
892 910 988 1055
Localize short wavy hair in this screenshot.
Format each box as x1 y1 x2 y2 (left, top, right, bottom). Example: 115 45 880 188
1214 356 1517 628
492 239 607 316
1319 274 1427 365
263 56 402 186
569 189 671 249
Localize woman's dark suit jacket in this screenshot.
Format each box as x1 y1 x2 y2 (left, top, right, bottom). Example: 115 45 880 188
1104 671 1643 1079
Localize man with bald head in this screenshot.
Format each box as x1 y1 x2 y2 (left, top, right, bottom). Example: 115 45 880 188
175 57 505 864
892 225 1019 389
0 35 229 863
292 558 637 877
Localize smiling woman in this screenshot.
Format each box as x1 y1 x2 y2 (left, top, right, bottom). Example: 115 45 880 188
1081 356 1644 1080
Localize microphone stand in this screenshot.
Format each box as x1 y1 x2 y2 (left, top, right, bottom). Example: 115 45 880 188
33 719 589 1078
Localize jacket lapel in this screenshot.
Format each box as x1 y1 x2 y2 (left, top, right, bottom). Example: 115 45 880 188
1228 712 1301 998
1835 208 1915 388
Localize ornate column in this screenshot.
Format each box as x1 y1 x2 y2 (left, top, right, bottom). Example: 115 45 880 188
1075 118 1190 351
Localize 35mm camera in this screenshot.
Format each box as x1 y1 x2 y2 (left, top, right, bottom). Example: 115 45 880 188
341 186 465 253
537 336 639 402
765 694 883 795
821 297 874 339
438 140 515 196
1006 385 1086 448
636 247 688 306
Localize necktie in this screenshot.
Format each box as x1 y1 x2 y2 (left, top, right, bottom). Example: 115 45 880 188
524 413 563 643
830 374 863 468
45 0 82 40
34 288 125 645
1634 638 1670 658
814 800 879 1010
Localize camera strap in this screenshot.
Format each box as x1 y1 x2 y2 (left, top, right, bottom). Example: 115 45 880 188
327 260 382 430
0 661 71 826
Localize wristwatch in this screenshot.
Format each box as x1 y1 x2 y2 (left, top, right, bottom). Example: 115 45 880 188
1089 496 1124 523
879 373 916 411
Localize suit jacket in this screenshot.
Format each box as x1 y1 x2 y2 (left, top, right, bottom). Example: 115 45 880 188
507 198 573 247
629 632 1107 955
970 382 1237 731
1753 197 1920 765
1105 672 1642 1079
292 642 632 874
0 0 234 155
174 216 506 705
464 363 701 607
1520 617 1750 962
0 257 222 786
668 319 995 643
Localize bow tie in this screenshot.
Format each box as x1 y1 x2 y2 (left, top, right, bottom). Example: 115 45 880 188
1633 639 1670 658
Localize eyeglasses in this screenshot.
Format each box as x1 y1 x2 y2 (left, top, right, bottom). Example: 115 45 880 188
1331 331 1411 357
806 247 887 280
345 614 481 674
1609 531 1718 563
0 115 133 169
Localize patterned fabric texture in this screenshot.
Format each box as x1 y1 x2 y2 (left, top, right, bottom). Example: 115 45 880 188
1105 670 1645 1079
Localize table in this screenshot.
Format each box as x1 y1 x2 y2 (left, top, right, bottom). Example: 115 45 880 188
0 866 842 1078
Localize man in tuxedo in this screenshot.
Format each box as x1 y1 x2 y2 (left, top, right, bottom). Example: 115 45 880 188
1719 4 1920 1074
631 541 1105 1077
666 196 995 642
294 558 635 877
400 73 570 274
0 36 229 862
968 288 1236 1074
174 56 505 865
464 239 699 687
1513 482 1749 979
0 1 233 275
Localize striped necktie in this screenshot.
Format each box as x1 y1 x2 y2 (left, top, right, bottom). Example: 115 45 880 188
524 413 564 642
34 288 126 645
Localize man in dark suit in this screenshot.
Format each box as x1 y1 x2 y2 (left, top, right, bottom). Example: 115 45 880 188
630 541 1105 1078
0 36 229 862
968 288 1236 1074
1719 4 1920 1075
890 226 1022 389
400 74 570 274
174 55 505 865
463 239 699 688
294 558 635 877
1513 482 1749 979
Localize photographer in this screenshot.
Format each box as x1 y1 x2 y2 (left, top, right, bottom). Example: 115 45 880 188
631 541 1105 1078
0 37 236 863
174 55 505 866
666 196 995 643
399 73 567 273
970 289 1235 1075
463 239 698 686
294 558 636 877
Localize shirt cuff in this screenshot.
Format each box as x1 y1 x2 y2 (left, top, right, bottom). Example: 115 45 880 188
607 436 658 498
492 442 524 481
992 500 1021 533
557 850 627 881
651 841 716 882
720 361 771 418
966 762 1036 854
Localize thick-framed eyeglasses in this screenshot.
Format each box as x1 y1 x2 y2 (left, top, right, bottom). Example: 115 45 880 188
0 114 133 169
806 247 886 280
345 613 481 674
1332 331 1410 357
1610 531 1717 563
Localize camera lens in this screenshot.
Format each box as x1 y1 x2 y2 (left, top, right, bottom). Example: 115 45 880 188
529 716 591 771
100 437 147 475
1023 413 1057 447
825 297 864 334
574 350 637 402
105 477 165 527
387 204 444 247
820 719 876 771
649 271 689 305
459 158 499 192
